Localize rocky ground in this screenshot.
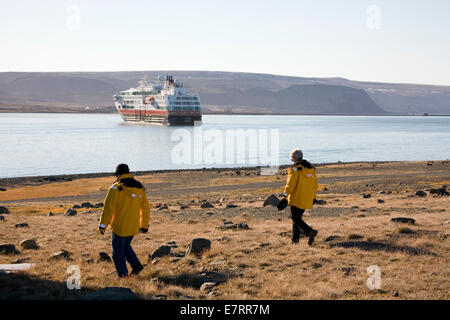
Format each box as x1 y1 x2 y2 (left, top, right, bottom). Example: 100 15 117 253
0 160 449 300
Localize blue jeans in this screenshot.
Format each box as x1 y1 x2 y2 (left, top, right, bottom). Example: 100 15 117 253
111 233 141 277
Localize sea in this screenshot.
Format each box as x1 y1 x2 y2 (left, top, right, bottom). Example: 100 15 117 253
1 113 449 178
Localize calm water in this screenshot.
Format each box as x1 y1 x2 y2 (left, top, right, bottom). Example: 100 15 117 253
1 113 449 178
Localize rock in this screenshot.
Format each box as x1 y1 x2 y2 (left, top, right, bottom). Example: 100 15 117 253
167 241 178 248
65 209 77 216
185 238 211 256
415 190 427 197
94 203 104 208
312 263 322 268
48 212 55 216
152 294 167 300
430 187 449 196
12 257 31 264
325 235 343 242
391 291 399 297
217 222 249 230
201 202 214 209
150 245 171 260
98 252 112 262
391 217 415 225
19 239 39 250
200 282 217 292
0 215 4 222
206 211 214 215
0 188 6 191
85 258 94 264
263 194 280 207
180 205 189 210
72 204 81 209
157 205 169 211
315 199 327 205
0 206 10 215
0 244 18 255
235 170 241 175
226 204 239 209
351 206 360 209
80 287 140 300
81 202 95 208
378 191 387 194
15 223 29 228
377 199 385 203
362 194 372 199
49 250 72 261
347 234 364 240
217 236 230 242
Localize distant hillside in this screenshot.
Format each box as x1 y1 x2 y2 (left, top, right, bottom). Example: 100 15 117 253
1 71 449 114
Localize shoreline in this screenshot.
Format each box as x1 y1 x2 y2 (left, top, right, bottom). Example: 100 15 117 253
0 159 446 187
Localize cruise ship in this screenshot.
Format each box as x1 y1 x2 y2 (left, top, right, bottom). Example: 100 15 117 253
113 75 202 125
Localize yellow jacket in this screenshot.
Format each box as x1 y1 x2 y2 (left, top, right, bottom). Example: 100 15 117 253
282 160 318 209
99 174 150 237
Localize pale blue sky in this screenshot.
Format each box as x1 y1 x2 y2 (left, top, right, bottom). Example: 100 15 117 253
1 0 449 85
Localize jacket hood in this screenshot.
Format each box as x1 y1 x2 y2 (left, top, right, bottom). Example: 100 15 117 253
116 174 143 189
297 159 313 169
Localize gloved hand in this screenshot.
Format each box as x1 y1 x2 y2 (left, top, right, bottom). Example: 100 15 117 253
139 228 148 234
277 198 288 211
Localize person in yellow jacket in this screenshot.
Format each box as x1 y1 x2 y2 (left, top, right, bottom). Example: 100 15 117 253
277 149 318 245
99 163 150 277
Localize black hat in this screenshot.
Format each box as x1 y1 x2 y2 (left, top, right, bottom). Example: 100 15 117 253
115 163 130 177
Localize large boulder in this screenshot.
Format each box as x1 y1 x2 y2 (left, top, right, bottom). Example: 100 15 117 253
185 238 211 256
149 245 171 260
19 239 39 250
80 287 140 300
0 206 10 215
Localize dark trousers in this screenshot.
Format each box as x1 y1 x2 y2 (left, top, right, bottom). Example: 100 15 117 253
111 233 141 277
290 206 313 243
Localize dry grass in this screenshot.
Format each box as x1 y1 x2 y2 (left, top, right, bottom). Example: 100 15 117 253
0 161 449 300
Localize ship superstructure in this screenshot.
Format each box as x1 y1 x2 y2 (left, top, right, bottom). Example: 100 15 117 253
113 75 202 125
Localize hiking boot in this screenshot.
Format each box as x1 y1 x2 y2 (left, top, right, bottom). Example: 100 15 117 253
130 263 144 275
308 230 318 246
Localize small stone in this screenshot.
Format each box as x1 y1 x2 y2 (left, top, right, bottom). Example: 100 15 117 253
64 209 77 216
85 258 94 264
12 257 31 264
72 204 81 209
94 203 104 208
81 202 95 208
263 194 280 207
19 239 39 250
391 217 415 225
150 245 171 260
0 244 18 255
377 199 385 203
391 291 399 297
314 199 326 205
0 215 4 222
200 282 217 292
226 204 239 209
312 263 322 268
185 238 211 256
0 206 10 215
325 235 343 242
201 202 215 209
49 250 72 261
217 236 230 242
48 212 55 216
180 205 189 210
152 294 167 300
415 191 427 197
0 188 6 192
98 252 112 262
362 194 371 199
15 223 29 228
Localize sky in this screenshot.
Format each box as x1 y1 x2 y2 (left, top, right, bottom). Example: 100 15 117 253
1 0 450 85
